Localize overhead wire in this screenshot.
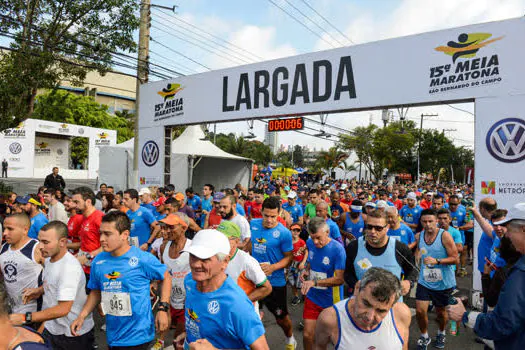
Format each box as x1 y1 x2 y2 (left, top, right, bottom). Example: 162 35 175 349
148 49 198 75
298 0 354 44
257 119 338 143
446 104 474 116
150 37 211 71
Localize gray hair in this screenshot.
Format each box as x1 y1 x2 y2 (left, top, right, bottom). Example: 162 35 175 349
508 219 525 230
315 201 329 210
360 267 402 303
385 206 398 216
307 216 329 235
215 252 229 262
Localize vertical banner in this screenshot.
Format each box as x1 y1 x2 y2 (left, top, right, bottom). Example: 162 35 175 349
473 95 525 290
138 126 165 186
0 121 35 177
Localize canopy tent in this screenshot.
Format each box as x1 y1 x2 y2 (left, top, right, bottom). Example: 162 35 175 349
271 167 298 177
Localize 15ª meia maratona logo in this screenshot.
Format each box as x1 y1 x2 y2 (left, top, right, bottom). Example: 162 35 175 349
429 33 504 94
154 83 184 122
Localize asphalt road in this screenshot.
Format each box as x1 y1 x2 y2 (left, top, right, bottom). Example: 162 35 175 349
94 265 485 350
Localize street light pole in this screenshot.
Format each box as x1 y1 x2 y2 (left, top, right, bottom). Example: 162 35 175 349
417 113 438 184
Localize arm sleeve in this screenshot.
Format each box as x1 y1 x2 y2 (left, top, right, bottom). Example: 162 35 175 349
395 241 418 282
335 244 347 270
344 241 359 292
145 210 156 226
87 260 101 290
245 256 268 286
474 269 525 340
241 217 251 240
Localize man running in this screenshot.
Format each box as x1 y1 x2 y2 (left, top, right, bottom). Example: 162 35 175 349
303 190 331 223
43 189 68 224
436 209 464 275
282 191 304 225
200 184 214 228
340 200 365 245
314 267 411 349
315 202 343 245
71 211 172 349
123 188 160 250
18 196 48 240
415 209 458 350
300 217 345 350
400 192 422 233
251 197 297 349
64 195 84 253
386 207 416 249
219 195 251 251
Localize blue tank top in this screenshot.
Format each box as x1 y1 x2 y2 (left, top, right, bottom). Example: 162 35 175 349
418 229 456 290
343 214 365 239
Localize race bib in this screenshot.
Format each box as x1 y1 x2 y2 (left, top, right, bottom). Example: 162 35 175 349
101 291 132 316
310 270 328 290
128 236 140 248
171 278 186 308
423 268 443 283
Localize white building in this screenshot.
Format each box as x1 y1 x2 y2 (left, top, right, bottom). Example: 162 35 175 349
263 128 279 154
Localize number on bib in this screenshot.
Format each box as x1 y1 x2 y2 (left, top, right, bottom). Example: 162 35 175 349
101 292 132 316
423 268 443 283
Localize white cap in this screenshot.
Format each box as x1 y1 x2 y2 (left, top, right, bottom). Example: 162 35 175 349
457 193 463 199
139 187 151 195
341 184 348 190
426 192 433 196
493 203 525 225
287 191 297 199
407 192 417 200
182 229 230 259
365 201 377 208
376 200 388 208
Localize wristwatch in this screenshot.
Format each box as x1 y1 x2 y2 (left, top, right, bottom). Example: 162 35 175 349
25 312 32 324
86 253 93 260
436 259 441 265
158 302 170 312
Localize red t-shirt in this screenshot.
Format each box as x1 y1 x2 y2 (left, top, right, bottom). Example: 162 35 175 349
79 210 104 273
420 199 432 210
292 239 306 262
208 208 222 229
250 202 263 219
393 199 403 210
67 214 84 245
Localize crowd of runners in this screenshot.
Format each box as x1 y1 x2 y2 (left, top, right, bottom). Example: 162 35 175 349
0 177 524 350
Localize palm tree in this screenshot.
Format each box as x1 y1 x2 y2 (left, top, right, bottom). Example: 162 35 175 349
315 147 349 178
338 160 357 179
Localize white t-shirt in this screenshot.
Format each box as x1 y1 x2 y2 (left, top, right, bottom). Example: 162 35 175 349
229 214 251 241
43 252 94 336
48 201 68 224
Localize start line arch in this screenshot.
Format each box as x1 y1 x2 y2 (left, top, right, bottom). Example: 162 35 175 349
138 17 525 292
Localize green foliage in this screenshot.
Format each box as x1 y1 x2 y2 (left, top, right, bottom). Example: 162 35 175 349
292 145 305 168
0 181 13 195
0 0 139 127
212 132 272 166
313 147 349 176
276 152 292 169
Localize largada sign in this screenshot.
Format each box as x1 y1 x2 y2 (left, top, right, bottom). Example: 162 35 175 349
138 17 525 292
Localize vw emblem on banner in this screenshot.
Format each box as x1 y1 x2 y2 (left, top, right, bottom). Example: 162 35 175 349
142 141 159 167
9 142 22 154
485 118 525 163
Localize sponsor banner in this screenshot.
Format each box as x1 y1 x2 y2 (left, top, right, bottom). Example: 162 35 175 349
138 127 164 186
139 18 525 127
473 95 525 290
34 136 69 169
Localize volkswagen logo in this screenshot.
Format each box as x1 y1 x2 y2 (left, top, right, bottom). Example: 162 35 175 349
207 300 220 314
9 142 22 154
142 141 159 167
485 118 525 163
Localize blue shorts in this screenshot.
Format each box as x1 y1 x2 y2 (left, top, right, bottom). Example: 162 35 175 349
416 284 453 308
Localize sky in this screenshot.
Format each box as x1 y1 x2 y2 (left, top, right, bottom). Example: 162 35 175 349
144 0 525 150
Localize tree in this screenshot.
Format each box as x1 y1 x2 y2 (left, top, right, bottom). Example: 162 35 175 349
418 129 456 180
338 160 358 179
211 132 272 166
315 147 349 178
276 151 292 169
292 145 305 168
0 0 139 128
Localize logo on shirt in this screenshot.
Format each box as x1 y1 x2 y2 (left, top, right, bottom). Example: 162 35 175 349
420 248 428 255
128 257 139 267
322 256 330 265
187 309 200 322
357 258 372 270
104 271 122 280
256 238 267 244
272 230 280 238
207 300 220 315
3 262 18 282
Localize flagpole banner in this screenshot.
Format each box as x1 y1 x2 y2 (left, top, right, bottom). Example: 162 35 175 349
473 95 525 290
138 126 164 186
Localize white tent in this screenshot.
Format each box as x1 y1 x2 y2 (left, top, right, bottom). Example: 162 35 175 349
98 126 253 191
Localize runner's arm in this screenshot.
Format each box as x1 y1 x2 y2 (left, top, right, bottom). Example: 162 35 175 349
248 279 272 302
469 207 493 238
10 301 74 324
316 269 345 288
394 241 418 282
436 231 459 265
269 251 293 273
250 335 270 350
314 307 338 350
71 289 101 336
158 270 172 304
343 240 359 293
146 221 161 246
393 301 412 350
204 212 210 229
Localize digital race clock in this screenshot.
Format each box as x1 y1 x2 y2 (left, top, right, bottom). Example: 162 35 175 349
267 117 304 132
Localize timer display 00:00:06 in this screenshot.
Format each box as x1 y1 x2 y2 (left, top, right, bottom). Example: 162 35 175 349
267 117 304 132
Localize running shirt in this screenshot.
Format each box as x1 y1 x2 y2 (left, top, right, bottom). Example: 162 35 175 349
418 229 456 290
162 239 192 310
450 207 467 242
333 298 403 350
28 212 48 239
399 205 423 232
127 206 156 247
444 226 462 272
306 239 346 308
201 196 213 213
228 214 251 241
12 327 51 350
67 214 84 251
187 195 202 211
250 219 293 287
78 210 104 274
0 240 43 313
343 214 365 240
477 229 494 273
489 235 506 270
88 246 167 347
354 237 402 281
236 203 246 217
387 223 415 246
292 239 306 262
326 218 342 241
304 203 331 218
207 208 222 229
250 202 263 219
140 202 156 216
184 275 266 350
282 203 304 224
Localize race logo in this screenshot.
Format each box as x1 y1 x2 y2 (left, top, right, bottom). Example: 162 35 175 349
141 141 159 167
481 181 496 195
429 33 503 94
207 300 220 315
187 309 200 322
485 118 525 163
272 230 280 238
95 132 111 146
128 257 139 267
357 258 372 270
322 256 330 265
154 83 184 122
35 142 51 156
255 238 267 244
104 271 122 280
3 262 18 282
58 124 70 133
2 122 26 138
9 142 22 154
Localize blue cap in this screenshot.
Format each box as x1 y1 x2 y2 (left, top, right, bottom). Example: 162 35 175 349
266 185 276 195
213 192 225 202
15 195 30 204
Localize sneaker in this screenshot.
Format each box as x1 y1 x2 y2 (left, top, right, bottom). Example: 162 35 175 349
417 335 431 350
433 334 446 349
285 338 297 350
291 296 301 306
298 321 304 330
152 339 164 350
100 324 106 332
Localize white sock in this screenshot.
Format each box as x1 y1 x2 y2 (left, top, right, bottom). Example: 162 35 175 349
422 333 429 339
287 335 296 344
438 329 446 335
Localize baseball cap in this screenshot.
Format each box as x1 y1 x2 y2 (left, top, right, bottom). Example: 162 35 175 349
287 191 297 199
265 185 276 195
138 187 151 196
174 192 185 201
153 196 166 207
407 192 417 200
159 214 189 228
182 229 231 259
290 223 302 230
216 221 241 239
15 195 29 204
213 192 225 202
284 186 290 191
493 202 525 225
376 200 388 209
365 202 377 208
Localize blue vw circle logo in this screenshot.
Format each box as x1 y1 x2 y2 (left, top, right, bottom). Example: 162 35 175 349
9 142 22 154
486 118 525 163
141 141 159 167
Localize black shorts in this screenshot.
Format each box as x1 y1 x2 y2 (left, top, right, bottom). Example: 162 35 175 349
42 328 94 350
259 285 289 319
416 284 453 308
465 230 474 248
109 341 152 350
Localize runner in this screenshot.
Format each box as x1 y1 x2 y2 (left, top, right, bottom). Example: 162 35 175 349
63 195 83 254
314 267 410 349
174 229 269 350
300 217 345 350
249 189 264 221
10 221 95 349
415 209 458 350
71 211 172 349
288 223 307 306
400 192 422 233
282 191 304 225
138 188 157 217
250 196 297 349
386 207 416 249
303 189 331 223
43 189 68 224
436 209 464 276
123 188 160 250
218 195 251 251
18 196 48 240
0 213 44 316
315 202 343 245
200 184 214 228
448 195 473 277
340 199 365 245
203 192 224 229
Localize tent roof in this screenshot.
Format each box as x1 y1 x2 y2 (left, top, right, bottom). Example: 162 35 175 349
171 126 251 161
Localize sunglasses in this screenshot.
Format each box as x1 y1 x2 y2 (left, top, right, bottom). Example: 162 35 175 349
365 224 388 231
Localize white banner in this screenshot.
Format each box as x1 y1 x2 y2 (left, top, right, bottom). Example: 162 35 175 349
473 95 525 290
138 127 164 186
0 121 35 178
34 136 70 169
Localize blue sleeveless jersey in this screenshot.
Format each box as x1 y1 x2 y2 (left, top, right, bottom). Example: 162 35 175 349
418 229 456 290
